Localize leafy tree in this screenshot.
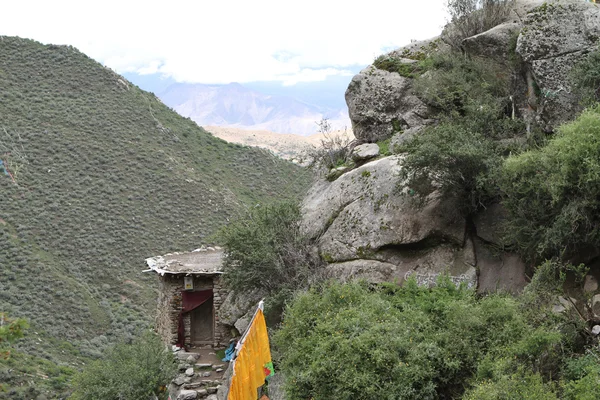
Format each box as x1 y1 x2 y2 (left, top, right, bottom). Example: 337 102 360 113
398 123 502 215
500 105 600 260
274 269 598 400
70 331 176 400
216 201 324 321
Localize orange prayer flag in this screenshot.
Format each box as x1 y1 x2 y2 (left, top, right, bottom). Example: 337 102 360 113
228 304 274 400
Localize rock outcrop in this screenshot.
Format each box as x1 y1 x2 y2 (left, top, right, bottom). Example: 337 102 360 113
345 39 438 143
302 156 526 292
516 0 600 130
301 156 484 288
305 0 600 294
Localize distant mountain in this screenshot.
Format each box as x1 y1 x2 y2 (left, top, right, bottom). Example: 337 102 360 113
205 126 355 163
0 36 310 398
158 82 351 135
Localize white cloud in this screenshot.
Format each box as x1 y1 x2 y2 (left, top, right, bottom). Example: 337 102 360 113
1 0 448 84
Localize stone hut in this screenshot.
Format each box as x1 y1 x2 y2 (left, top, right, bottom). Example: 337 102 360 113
144 247 231 349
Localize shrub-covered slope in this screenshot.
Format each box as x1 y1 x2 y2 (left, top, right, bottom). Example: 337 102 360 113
0 36 311 397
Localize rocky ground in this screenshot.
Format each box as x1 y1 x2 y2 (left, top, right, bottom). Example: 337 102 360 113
169 347 228 400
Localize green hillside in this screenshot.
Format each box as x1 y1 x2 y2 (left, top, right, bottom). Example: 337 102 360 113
0 36 311 398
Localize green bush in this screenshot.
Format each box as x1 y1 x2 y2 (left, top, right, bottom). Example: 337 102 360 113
571 47 600 107
398 122 502 215
561 352 600 400
444 0 515 50
70 331 176 400
500 105 600 260
463 370 558 400
216 201 323 303
398 51 526 216
373 55 434 78
273 278 559 400
413 53 511 128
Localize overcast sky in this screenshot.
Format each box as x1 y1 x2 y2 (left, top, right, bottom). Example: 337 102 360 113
2 0 448 86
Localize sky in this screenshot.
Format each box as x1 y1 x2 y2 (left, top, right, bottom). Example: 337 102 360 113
1 0 449 87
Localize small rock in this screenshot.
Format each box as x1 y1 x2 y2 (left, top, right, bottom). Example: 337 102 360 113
203 371 212 377
351 143 380 161
183 382 203 390
206 395 218 400
592 294 600 316
178 363 187 371
216 368 224 373
173 375 190 386
185 367 195 377
592 325 600 336
552 304 566 314
186 355 198 364
213 364 225 370
207 387 218 394
177 352 195 360
196 389 208 396
172 345 182 352
558 296 576 309
584 275 599 293
196 363 213 369
177 390 198 400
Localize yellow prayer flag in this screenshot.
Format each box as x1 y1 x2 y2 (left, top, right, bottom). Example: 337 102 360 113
228 307 273 400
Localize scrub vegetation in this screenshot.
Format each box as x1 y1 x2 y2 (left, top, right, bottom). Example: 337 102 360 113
0 36 310 398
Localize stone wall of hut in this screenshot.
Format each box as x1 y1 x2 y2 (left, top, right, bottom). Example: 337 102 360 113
156 274 231 348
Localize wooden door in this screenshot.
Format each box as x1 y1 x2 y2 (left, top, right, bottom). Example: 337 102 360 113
191 297 214 344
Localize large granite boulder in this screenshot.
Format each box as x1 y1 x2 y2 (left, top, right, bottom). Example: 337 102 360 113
301 155 529 292
516 0 600 129
462 22 522 62
301 156 466 263
301 156 476 286
345 40 439 143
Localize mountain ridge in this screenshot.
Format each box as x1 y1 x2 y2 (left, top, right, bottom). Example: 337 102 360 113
158 82 350 135
0 35 311 399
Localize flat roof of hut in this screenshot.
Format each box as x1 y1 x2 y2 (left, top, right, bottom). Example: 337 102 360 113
144 247 224 276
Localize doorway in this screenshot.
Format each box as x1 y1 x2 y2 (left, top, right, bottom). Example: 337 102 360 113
191 297 214 344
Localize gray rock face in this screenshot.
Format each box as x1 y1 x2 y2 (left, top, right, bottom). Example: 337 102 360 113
345 64 433 143
516 0 600 129
473 203 509 245
592 294 600 316
462 22 522 62
584 274 599 293
301 156 465 263
474 238 528 294
325 259 399 283
351 143 380 162
233 310 252 336
267 373 287 400
216 362 234 400
219 289 263 332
